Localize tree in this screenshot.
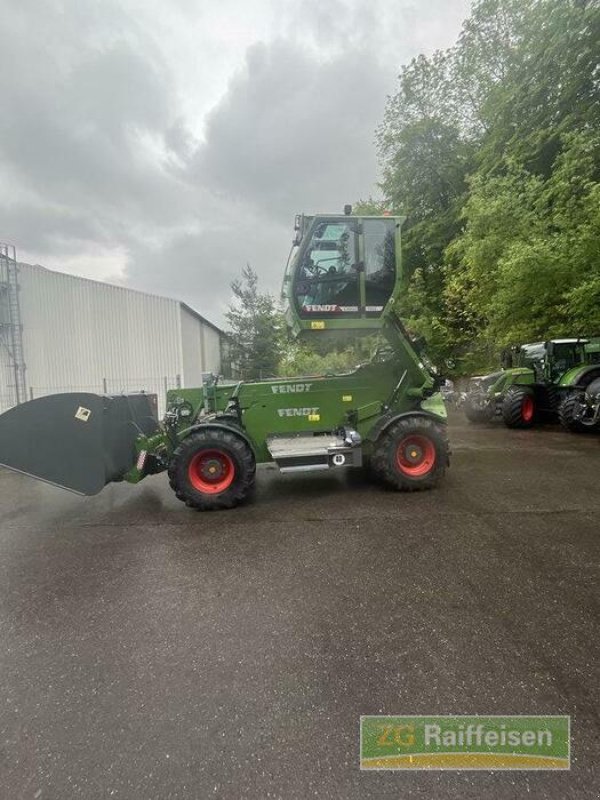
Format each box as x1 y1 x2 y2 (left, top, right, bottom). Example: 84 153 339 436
374 0 600 371
478 0 600 177
225 265 283 380
450 129 600 347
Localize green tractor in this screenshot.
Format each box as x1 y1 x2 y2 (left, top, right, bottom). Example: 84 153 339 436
464 338 600 432
0 208 449 511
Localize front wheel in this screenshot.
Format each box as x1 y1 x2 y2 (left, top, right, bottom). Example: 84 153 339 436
464 397 494 424
168 427 255 511
370 416 448 491
558 393 587 433
502 386 536 429
559 384 600 433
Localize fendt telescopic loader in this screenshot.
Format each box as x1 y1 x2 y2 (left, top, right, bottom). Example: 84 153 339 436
0 208 449 511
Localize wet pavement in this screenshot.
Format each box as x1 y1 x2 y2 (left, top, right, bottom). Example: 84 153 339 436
1 411 599 799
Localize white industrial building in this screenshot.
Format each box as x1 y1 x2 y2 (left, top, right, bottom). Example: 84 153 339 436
0 250 225 414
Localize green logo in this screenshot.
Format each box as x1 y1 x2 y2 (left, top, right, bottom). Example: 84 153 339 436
360 715 570 770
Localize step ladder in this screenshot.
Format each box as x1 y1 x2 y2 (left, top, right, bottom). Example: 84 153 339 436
267 428 363 473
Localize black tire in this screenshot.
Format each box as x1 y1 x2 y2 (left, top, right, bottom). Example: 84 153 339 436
502 386 536 429
370 415 448 491
168 427 255 511
558 392 586 433
464 398 494 424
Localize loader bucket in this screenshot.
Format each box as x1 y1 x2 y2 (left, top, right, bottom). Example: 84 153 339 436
0 393 160 495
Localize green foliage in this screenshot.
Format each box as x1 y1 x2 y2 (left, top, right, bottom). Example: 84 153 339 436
376 0 600 373
225 265 284 380
479 0 600 176
453 130 600 347
278 336 378 378
353 198 390 215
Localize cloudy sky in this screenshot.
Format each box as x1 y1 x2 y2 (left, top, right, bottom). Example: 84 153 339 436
0 0 471 325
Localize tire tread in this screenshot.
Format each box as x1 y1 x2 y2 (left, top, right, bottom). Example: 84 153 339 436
370 415 448 492
502 386 535 429
168 427 255 511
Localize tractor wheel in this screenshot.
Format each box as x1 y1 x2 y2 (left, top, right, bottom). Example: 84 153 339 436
464 398 494 424
371 416 448 491
168 428 255 511
558 393 586 433
502 386 536 429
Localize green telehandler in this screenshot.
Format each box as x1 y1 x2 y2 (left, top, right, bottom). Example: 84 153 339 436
464 338 600 432
0 208 449 511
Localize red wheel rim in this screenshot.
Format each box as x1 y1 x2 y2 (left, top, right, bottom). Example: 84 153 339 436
396 434 436 477
188 449 235 494
521 395 534 423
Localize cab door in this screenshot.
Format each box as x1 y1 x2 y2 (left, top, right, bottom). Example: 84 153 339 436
293 218 360 318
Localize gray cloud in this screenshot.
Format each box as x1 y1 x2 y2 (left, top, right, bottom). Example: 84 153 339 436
124 209 290 322
192 40 384 219
136 38 388 320
0 0 471 326
0 0 191 249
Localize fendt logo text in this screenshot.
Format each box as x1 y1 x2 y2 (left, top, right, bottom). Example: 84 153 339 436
277 408 319 417
271 384 312 394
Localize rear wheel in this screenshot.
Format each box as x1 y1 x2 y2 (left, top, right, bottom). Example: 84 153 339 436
370 415 448 491
502 386 536 429
168 427 255 511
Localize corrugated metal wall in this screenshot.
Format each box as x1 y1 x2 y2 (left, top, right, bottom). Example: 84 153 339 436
180 306 222 387
203 322 222 376
0 263 224 413
180 307 204 388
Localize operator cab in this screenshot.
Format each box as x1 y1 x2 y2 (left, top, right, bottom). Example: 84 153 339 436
546 339 588 380
283 207 404 335
517 339 589 382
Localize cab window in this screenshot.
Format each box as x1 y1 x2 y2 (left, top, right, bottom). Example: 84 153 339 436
363 219 396 312
294 220 359 315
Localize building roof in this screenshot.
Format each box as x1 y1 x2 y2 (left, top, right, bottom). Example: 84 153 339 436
179 302 224 336
19 261 225 335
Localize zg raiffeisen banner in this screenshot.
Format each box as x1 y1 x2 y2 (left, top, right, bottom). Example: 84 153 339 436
360 715 570 770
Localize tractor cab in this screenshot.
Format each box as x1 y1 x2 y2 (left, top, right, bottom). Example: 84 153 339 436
516 339 588 382
545 339 588 381
282 207 405 336
511 342 547 382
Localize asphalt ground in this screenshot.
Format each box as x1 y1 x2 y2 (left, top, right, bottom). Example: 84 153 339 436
1 410 599 799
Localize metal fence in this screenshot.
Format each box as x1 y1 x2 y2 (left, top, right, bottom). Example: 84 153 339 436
0 375 182 415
